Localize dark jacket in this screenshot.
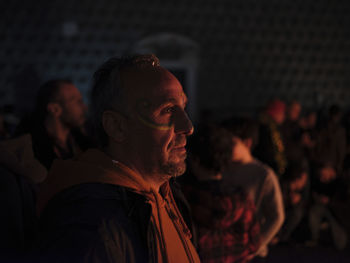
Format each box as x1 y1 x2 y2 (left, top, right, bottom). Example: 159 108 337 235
37 149 197 263
0 134 47 262
16 117 93 170
31 125 93 170
39 183 154 263
0 167 38 262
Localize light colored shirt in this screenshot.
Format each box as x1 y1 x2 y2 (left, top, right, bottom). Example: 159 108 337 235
223 159 285 256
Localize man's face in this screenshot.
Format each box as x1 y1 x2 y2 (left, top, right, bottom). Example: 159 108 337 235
58 84 87 128
121 67 193 179
288 103 301 121
273 110 286 124
319 166 336 183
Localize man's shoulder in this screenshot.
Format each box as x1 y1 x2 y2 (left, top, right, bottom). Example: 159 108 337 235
240 159 280 188
233 159 274 179
223 160 269 182
45 182 147 206
52 182 129 197
41 183 150 226
38 183 151 262
251 159 276 177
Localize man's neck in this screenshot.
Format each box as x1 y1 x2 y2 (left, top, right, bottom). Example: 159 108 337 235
104 145 168 192
45 117 70 148
235 151 253 164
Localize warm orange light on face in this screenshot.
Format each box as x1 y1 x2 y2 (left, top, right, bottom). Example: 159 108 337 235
135 90 188 131
136 113 173 130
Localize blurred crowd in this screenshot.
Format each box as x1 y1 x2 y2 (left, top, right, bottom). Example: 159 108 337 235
1 77 350 262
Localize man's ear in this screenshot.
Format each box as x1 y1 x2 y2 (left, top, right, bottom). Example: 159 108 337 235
47 103 62 117
102 110 127 142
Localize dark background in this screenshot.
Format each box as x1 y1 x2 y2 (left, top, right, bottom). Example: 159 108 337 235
1 0 350 120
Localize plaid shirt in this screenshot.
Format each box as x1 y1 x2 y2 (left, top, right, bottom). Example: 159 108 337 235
189 181 260 263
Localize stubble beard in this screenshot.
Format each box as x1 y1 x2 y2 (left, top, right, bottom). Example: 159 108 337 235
159 152 187 178
61 115 84 130
160 160 186 178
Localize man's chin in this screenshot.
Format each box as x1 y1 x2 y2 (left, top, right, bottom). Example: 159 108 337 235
161 160 187 178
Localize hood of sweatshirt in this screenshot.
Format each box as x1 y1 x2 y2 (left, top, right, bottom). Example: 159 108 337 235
37 148 199 263
37 148 170 214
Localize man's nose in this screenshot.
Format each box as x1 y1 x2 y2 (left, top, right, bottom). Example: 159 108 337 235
174 110 194 136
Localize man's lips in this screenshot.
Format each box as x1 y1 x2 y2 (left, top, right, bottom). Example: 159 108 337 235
172 143 187 153
173 146 186 152
174 143 186 148
168 136 187 151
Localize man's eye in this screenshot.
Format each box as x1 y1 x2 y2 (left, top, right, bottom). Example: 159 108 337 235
163 107 175 114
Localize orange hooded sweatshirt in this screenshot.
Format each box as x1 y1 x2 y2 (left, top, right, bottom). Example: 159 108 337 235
37 149 200 263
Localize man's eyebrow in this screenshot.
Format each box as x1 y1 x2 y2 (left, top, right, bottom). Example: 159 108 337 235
158 96 188 107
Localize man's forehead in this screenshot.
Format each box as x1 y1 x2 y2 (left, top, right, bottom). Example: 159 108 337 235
121 67 185 100
138 91 187 111
156 92 188 105
60 83 77 93
59 84 81 99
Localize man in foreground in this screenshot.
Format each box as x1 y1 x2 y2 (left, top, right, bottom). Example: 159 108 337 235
37 55 199 262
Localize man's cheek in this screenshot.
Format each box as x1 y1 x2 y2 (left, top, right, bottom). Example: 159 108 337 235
135 100 174 130
136 113 173 131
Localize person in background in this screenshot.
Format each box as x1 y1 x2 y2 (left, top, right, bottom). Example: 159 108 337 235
282 101 302 144
281 100 305 164
222 117 285 258
307 161 347 250
182 123 260 263
0 134 47 262
254 99 287 178
278 163 309 243
16 79 91 169
300 110 318 162
312 105 346 175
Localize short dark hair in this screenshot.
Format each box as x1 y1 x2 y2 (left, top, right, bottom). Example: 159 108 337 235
222 117 259 149
35 79 73 120
187 123 233 173
89 54 160 146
